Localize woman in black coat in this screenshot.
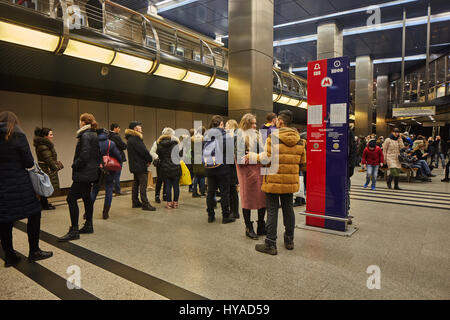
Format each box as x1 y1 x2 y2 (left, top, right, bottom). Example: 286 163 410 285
156 128 182 209
58 113 100 242
0 111 53 267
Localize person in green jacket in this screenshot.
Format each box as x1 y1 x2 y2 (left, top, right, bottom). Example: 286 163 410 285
33 127 62 210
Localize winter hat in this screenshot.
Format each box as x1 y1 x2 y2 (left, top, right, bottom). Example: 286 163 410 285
129 121 142 130
368 139 376 148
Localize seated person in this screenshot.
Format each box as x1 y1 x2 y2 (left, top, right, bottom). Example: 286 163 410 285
410 142 436 180
398 150 431 182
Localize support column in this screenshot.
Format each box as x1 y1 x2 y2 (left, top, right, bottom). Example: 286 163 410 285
355 55 374 137
228 0 274 124
317 21 343 60
376 75 389 138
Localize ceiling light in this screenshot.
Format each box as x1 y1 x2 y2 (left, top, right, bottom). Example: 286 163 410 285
182 71 211 86
153 63 187 80
299 101 308 109
156 0 200 13
111 52 154 73
273 11 450 47
0 21 60 52
273 93 281 102
63 39 115 64
209 78 228 91
277 95 291 104
287 98 300 107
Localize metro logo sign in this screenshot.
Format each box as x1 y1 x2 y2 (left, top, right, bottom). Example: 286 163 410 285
321 77 333 87
306 57 350 232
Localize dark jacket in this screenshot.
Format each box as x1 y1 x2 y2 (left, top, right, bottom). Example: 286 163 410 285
72 125 100 183
33 136 60 189
156 135 182 179
125 129 152 174
0 123 41 223
204 127 231 176
98 129 123 164
427 141 436 156
109 131 127 162
191 135 206 177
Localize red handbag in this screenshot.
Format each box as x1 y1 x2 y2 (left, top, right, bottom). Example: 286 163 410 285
102 140 122 172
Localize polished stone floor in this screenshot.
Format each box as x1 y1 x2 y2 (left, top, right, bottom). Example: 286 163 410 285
1 168 449 300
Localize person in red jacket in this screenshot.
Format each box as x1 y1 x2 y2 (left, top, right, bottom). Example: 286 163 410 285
362 139 384 190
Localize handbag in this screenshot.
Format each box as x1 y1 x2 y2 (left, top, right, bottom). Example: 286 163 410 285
293 174 305 199
28 161 54 197
101 140 122 172
179 160 192 186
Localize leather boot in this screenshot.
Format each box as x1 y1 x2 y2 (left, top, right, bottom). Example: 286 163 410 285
28 249 53 262
103 205 110 220
394 176 402 190
132 201 143 208
4 252 21 268
79 221 94 234
257 220 267 236
245 222 258 240
255 239 277 255
284 233 294 250
58 226 80 242
387 175 393 189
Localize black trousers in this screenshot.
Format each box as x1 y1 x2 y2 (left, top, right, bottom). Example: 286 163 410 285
67 182 93 227
207 174 230 217
155 167 166 197
132 173 149 205
265 193 295 242
0 212 41 257
445 161 450 179
229 184 239 217
40 196 49 209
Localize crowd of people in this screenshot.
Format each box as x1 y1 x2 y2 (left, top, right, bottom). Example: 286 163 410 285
357 129 450 189
0 109 309 267
1 108 449 267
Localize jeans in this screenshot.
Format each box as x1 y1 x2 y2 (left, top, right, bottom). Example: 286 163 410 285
0 212 41 257
412 160 431 176
434 153 445 168
365 165 379 187
192 176 206 195
165 177 180 202
113 169 122 193
207 174 230 217
67 182 93 227
265 193 295 242
91 171 114 206
132 172 149 206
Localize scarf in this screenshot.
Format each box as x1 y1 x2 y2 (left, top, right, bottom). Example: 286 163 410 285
389 133 399 141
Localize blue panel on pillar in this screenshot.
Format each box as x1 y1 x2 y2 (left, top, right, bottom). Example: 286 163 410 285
324 56 350 232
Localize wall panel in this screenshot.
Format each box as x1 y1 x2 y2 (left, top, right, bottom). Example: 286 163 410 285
0 91 42 159
78 99 108 130
42 96 78 188
156 108 176 138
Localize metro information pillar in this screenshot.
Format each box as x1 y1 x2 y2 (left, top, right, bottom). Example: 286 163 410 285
306 56 350 232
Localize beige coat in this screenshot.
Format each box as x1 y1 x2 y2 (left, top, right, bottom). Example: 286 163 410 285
249 127 306 194
382 137 404 169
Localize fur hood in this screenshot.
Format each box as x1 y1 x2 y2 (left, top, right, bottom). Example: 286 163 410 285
125 128 143 140
157 134 179 144
76 124 93 138
33 135 54 148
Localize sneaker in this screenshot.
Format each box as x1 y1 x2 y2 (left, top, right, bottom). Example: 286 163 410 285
371 185 376 191
363 183 369 188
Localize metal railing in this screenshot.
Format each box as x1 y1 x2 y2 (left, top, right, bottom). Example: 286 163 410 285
2 0 307 98
390 53 450 107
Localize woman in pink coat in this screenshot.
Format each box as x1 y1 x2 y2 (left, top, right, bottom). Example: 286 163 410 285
236 114 266 240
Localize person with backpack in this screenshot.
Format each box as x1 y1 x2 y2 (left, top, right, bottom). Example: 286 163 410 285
203 115 235 224
125 121 155 211
59 113 101 242
236 114 266 239
0 111 53 267
245 110 306 255
109 123 127 195
361 139 384 190
156 128 182 209
90 128 123 219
